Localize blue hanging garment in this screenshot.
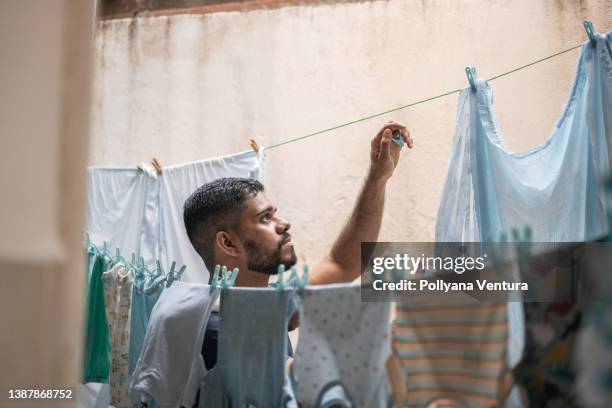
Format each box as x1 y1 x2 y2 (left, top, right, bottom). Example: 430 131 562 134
436 32 612 243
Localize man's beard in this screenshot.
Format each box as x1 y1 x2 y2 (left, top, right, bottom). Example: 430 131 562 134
243 234 297 275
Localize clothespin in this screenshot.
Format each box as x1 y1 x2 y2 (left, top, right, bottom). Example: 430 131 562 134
222 267 239 289
210 265 221 293
153 259 163 278
220 266 230 289
115 247 124 264
391 130 404 147
131 252 137 267
296 265 309 293
151 158 163 175
583 20 596 47
166 261 177 287
249 138 267 158
465 67 477 92
176 265 186 281
276 264 286 291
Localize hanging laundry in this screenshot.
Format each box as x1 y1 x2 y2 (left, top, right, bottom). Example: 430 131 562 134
435 32 612 407
199 287 294 408
291 284 392 408
394 292 511 408
86 150 266 284
128 270 166 377
129 281 220 408
436 33 612 243
510 241 594 408
102 262 135 408
83 248 112 383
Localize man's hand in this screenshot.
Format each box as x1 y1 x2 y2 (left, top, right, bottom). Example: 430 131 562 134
370 121 413 182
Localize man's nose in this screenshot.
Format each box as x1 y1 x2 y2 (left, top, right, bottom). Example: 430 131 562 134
276 216 291 234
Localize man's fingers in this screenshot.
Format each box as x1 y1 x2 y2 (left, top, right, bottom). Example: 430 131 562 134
404 128 414 149
379 128 392 159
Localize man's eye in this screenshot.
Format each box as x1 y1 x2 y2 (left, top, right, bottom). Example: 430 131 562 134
261 214 271 222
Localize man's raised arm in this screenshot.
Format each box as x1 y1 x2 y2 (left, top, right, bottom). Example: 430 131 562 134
309 121 413 285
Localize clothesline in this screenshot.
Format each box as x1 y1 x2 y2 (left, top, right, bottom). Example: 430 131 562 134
266 42 584 151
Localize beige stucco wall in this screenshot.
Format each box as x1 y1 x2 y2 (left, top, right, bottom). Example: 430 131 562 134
90 0 611 266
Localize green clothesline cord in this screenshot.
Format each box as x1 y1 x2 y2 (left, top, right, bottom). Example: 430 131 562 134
266 42 584 151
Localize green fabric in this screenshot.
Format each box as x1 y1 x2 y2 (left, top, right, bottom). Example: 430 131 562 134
83 253 111 383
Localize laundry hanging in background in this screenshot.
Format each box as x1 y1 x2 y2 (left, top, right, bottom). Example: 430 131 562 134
86 149 266 283
436 32 612 243
102 262 135 408
128 267 167 377
82 246 112 383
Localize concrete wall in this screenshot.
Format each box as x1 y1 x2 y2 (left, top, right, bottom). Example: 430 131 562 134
0 0 95 405
90 0 611 266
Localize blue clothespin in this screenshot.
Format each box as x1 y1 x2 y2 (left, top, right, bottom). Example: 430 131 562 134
583 20 596 47
391 130 404 147
227 267 239 287
276 264 286 291
176 265 186 281
465 67 477 92
220 266 231 289
166 261 177 287
210 265 221 293
298 265 309 292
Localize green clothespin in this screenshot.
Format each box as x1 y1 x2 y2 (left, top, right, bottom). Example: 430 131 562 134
392 130 404 147
220 266 230 289
298 265 309 292
115 247 126 265
176 265 186 281
276 264 286 291
227 267 239 287
210 265 221 293
166 261 177 287
465 67 477 92
583 20 596 47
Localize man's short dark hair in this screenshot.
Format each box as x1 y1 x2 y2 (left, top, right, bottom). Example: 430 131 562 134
183 177 264 270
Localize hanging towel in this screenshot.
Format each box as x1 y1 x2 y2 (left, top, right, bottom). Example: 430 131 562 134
86 149 266 283
436 33 612 243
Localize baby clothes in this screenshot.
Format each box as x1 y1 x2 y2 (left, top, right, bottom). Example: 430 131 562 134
102 263 134 408
394 292 510 408
292 283 392 408
199 287 293 407
128 273 166 376
83 251 111 383
129 281 220 408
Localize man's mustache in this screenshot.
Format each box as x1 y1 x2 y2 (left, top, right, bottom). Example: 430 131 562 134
278 233 291 248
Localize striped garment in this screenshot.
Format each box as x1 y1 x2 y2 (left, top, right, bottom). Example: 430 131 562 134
393 295 511 408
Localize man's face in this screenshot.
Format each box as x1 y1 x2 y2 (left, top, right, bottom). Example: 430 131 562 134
237 192 297 275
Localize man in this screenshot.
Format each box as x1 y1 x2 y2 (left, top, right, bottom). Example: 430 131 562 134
183 121 413 368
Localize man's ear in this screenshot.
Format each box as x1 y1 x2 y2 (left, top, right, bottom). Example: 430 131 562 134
215 230 240 258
